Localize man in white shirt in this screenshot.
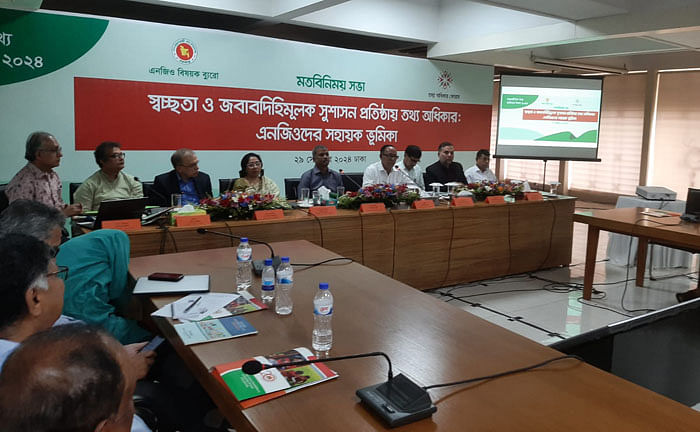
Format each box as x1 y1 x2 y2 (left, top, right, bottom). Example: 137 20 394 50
395 145 424 189
362 144 403 186
465 149 498 184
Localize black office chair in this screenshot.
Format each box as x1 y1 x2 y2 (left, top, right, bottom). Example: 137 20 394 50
0 184 9 214
218 178 236 194
141 181 160 206
69 182 82 204
284 178 301 200
341 172 364 192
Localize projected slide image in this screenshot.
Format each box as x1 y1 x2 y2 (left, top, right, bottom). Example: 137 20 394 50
498 86 601 148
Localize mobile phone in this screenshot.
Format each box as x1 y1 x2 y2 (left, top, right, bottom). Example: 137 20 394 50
148 272 184 282
139 336 165 353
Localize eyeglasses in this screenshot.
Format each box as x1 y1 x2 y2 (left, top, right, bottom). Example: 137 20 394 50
49 245 60 258
246 161 262 168
40 146 62 154
47 266 69 280
382 153 398 159
109 152 126 159
408 157 421 163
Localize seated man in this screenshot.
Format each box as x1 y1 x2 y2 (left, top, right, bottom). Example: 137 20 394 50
0 200 152 344
397 145 424 189
152 148 212 206
362 144 403 187
424 141 467 186
6 131 82 216
465 149 497 183
74 141 143 211
0 324 139 432
298 145 343 197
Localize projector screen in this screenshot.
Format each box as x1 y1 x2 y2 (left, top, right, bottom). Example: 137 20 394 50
495 75 603 161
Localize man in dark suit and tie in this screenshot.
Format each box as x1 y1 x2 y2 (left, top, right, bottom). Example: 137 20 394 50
152 149 212 206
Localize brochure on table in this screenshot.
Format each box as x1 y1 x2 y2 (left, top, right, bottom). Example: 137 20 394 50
174 316 257 345
212 347 339 408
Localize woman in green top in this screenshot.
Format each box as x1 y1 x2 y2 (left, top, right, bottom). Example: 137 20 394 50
232 152 281 198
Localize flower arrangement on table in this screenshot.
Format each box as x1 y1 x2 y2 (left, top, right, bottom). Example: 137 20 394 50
337 184 420 210
200 192 290 220
456 181 525 201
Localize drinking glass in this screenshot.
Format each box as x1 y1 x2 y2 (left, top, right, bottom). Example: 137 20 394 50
171 194 182 208
312 190 321 206
300 188 310 205
336 186 345 197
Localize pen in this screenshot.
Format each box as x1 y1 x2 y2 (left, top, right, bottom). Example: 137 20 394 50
183 296 202 313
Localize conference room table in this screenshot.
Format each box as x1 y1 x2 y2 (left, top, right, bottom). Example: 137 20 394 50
125 196 576 290
574 207 700 300
607 196 693 268
130 240 700 431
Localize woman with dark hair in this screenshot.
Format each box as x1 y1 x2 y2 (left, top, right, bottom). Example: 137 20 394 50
232 152 280 198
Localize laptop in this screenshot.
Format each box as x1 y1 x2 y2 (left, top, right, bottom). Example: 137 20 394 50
79 197 148 229
681 188 700 223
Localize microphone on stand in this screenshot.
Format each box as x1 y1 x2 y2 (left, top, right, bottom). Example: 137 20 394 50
241 351 436 428
393 165 419 187
339 169 363 191
196 228 281 275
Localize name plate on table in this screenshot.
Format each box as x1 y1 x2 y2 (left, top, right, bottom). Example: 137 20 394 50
102 219 141 231
254 209 284 220
411 199 435 209
485 196 505 204
451 197 474 207
360 203 386 214
309 206 337 217
524 192 543 201
175 214 211 227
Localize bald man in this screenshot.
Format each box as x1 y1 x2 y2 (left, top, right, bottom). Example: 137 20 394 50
0 324 137 432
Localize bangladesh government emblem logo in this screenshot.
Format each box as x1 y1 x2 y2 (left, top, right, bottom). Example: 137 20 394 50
172 39 197 63
438 70 453 89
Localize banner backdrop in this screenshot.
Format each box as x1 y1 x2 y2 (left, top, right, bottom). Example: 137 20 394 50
0 8 494 195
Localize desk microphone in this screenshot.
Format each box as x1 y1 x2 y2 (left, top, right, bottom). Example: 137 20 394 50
195 228 281 274
241 351 436 428
339 169 363 191
393 165 419 187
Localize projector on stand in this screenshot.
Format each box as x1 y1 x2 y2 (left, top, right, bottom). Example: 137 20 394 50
636 186 677 201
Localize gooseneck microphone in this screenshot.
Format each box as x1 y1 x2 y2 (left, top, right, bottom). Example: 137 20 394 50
196 228 281 273
241 351 435 428
393 165 419 187
339 169 363 191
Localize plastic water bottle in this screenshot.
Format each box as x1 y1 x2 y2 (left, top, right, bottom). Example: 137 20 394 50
236 237 252 292
261 258 275 304
275 257 293 315
312 283 333 352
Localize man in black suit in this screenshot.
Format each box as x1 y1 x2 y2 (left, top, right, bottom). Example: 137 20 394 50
424 141 467 186
152 149 212 206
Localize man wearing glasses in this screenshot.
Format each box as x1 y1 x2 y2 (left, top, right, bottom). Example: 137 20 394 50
397 145 425 190
361 144 404 187
74 141 143 211
6 131 83 217
152 148 212 206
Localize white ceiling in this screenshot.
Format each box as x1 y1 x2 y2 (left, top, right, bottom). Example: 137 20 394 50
37 0 700 73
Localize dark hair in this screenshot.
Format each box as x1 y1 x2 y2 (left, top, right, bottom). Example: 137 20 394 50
0 233 50 330
24 132 54 162
171 148 194 168
94 141 121 167
476 149 490 159
379 144 396 155
0 199 65 241
438 142 453 151
239 152 264 178
0 324 125 432
404 145 422 159
312 145 328 158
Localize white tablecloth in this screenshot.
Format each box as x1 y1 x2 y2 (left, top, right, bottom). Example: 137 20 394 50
607 196 693 268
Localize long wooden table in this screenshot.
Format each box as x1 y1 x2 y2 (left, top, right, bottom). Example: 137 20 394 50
127 197 576 290
130 240 700 431
574 207 700 300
